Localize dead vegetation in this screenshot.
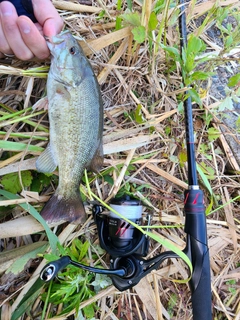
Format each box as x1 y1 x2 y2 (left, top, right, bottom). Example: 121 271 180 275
0 0 240 319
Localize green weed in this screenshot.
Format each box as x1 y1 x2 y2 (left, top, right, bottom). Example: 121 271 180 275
41 239 110 319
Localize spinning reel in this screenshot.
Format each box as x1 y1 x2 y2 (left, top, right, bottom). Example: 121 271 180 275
40 195 178 291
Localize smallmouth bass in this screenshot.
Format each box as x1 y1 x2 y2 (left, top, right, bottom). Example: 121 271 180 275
36 31 103 224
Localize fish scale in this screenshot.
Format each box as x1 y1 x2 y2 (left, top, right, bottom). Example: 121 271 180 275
36 31 103 224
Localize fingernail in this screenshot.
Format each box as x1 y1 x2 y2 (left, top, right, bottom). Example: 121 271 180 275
19 20 31 34
1 3 13 16
43 20 57 37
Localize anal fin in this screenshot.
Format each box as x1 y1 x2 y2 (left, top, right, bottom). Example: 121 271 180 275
32 96 48 111
88 143 104 173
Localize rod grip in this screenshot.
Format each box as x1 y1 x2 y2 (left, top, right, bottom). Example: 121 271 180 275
191 249 212 320
184 189 212 319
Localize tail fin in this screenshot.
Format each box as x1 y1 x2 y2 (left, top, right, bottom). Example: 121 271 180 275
40 192 86 225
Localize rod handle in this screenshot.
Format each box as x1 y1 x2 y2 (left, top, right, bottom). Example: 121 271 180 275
191 249 212 320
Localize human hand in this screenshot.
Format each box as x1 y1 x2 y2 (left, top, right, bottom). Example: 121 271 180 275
0 0 63 60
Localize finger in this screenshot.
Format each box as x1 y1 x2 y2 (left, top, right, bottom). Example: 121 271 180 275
0 22 14 55
32 0 63 37
17 16 50 59
0 1 34 60
0 2 15 55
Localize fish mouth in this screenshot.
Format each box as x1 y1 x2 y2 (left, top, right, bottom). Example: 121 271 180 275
45 31 71 52
45 30 71 46
46 37 65 52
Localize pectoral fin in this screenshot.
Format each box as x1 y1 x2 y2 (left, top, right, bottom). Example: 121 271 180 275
32 96 48 111
88 143 104 173
36 144 57 173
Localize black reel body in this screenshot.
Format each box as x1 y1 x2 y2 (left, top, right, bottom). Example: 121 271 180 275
40 196 155 291
92 195 149 258
92 196 150 291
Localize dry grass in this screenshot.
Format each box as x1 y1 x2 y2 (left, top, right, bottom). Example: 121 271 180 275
0 0 240 319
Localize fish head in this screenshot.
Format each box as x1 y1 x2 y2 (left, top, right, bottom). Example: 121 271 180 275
47 31 92 88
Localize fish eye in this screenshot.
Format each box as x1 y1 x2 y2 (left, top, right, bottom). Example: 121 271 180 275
69 46 77 55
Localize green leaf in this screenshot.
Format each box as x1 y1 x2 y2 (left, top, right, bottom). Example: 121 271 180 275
206 195 213 215
185 53 195 73
199 161 215 180
83 304 95 319
199 143 212 160
218 96 234 111
148 12 158 31
79 241 90 261
161 44 181 61
187 35 205 55
197 163 214 215
132 25 146 43
225 35 233 48
115 16 122 30
169 155 178 163
116 0 122 10
165 125 171 136
97 10 106 20
91 274 112 291
0 140 43 152
0 190 59 253
188 88 202 106
31 173 52 193
1 171 32 194
168 7 179 26
207 127 220 142
11 278 43 320
121 12 141 27
181 47 186 65
70 239 80 259
126 0 132 11
154 0 165 14
178 149 187 168
228 73 240 87
134 104 146 124
197 164 213 196
167 293 178 317
7 242 48 274
177 101 184 114
103 174 114 186
190 71 214 81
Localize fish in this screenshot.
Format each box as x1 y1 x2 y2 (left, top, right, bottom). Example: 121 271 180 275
36 30 103 224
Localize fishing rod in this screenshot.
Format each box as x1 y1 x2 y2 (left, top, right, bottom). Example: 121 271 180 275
178 0 212 318
9 0 212 318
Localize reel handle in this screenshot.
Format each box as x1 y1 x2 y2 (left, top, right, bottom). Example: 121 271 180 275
40 256 126 283
40 256 71 282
